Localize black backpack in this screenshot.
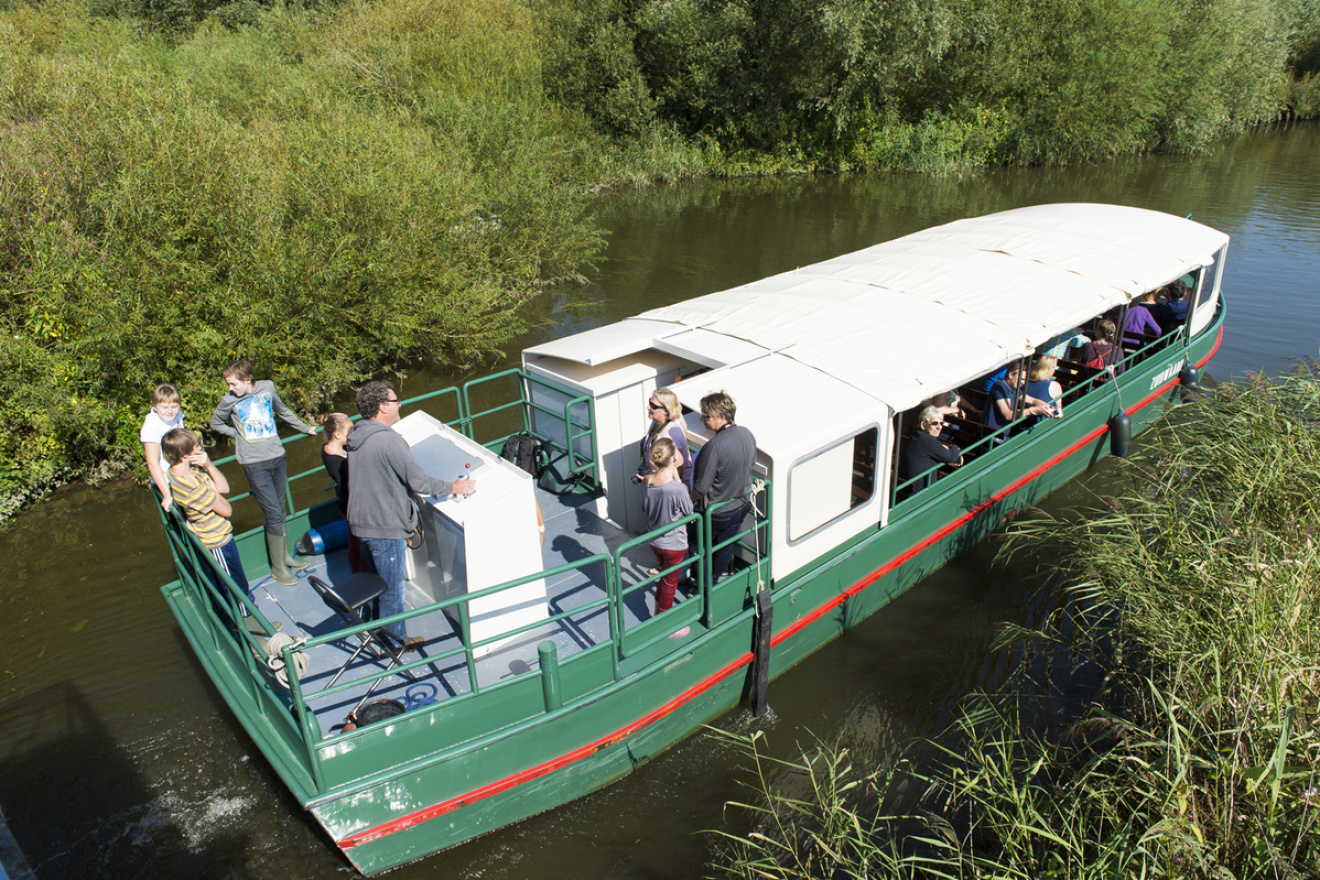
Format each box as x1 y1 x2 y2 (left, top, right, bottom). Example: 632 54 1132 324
500 433 545 478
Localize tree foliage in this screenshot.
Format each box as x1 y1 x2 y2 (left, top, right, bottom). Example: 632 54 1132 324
0 0 601 514
538 0 1312 168
0 0 1317 517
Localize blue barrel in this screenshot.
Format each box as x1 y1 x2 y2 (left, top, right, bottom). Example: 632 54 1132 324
296 519 350 556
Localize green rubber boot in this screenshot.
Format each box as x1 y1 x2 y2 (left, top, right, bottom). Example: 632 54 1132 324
266 532 299 586
284 542 310 572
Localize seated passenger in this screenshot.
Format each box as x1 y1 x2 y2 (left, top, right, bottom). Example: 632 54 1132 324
1123 292 1162 347
980 364 1009 393
1025 356 1064 426
929 390 961 419
1078 319 1125 378
986 363 1054 439
900 406 963 492
1151 280 1191 333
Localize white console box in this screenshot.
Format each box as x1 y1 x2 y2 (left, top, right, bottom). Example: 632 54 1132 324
393 412 547 658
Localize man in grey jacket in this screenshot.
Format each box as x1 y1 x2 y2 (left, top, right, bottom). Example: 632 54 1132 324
346 381 474 649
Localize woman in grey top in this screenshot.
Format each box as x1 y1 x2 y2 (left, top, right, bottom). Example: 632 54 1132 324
642 437 693 631
209 358 316 585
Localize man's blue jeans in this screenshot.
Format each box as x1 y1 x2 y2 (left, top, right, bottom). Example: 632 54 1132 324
360 537 409 639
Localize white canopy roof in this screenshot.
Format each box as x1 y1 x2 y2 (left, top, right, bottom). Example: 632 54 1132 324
527 203 1229 416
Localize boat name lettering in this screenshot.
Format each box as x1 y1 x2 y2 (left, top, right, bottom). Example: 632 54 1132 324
1150 361 1183 392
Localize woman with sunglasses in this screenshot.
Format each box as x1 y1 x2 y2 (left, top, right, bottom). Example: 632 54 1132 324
639 387 693 488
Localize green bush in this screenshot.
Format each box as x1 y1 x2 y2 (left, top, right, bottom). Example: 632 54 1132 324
0 0 602 518
535 0 1306 168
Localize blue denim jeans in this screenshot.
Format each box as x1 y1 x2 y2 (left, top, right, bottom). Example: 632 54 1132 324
207 538 254 617
242 457 289 537
709 500 751 582
360 537 408 639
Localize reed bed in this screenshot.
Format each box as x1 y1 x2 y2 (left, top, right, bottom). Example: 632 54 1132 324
712 366 1320 878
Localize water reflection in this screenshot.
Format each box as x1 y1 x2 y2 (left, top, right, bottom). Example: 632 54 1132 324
0 122 1317 880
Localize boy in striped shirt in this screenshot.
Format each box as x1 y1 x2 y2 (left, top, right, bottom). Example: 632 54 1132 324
163 428 252 608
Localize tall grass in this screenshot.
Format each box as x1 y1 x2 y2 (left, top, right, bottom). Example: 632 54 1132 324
712 367 1320 878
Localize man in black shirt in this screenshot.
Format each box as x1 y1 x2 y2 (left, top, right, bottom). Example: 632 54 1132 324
691 391 757 582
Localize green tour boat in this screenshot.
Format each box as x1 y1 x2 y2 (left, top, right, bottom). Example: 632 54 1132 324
157 203 1229 874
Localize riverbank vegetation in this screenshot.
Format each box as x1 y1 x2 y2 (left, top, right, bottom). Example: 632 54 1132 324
3 0 1320 518
711 369 1320 877
0 0 606 518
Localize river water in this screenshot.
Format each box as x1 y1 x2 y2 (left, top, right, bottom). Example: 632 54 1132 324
1 122 1316 879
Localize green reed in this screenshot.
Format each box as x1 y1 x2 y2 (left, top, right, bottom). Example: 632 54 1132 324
713 367 1320 878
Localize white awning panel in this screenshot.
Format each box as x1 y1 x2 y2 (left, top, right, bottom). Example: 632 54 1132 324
524 319 677 366
530 204 1229 415
669 354 887 458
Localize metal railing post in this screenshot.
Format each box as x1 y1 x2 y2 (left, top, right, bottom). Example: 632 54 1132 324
538 641 562 712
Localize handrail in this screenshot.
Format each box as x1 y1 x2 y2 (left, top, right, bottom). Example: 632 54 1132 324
611 511 706 656
608 485 772 656
292 553 618 710
211 369 601 512
161 368 782 794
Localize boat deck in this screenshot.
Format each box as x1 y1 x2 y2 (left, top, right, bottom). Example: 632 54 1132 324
245 489 670 738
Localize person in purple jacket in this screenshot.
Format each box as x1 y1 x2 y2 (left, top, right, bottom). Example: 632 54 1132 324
1123 291 1162 348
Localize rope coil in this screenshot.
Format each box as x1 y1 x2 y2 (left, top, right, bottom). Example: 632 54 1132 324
265 632 309 689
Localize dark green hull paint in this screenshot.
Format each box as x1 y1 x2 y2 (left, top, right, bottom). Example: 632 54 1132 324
161 311 1223 876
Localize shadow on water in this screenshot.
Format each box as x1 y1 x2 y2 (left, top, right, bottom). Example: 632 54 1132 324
0 684 252 879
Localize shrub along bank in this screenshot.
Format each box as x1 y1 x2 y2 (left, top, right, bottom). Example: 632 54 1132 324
0 0 606 518
712 369 1320 877
536 0 1320 172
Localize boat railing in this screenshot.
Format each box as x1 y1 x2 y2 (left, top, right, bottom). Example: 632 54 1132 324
161 370 774 794
155 506 313 766
609 487 773 656
285 478 774 714
269 483 772 792
214 369 600 518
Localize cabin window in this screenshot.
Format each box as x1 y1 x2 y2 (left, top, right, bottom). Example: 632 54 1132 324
1195 260 1217 310
787 428 879 542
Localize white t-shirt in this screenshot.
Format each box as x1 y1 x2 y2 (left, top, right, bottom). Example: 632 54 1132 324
141 409 185 477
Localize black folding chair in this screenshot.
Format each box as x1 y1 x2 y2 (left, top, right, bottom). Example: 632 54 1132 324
308 573 415 689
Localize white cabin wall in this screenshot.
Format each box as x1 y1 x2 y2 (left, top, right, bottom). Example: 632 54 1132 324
761 419 891 584
600 382 651 532
524 351 687 531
